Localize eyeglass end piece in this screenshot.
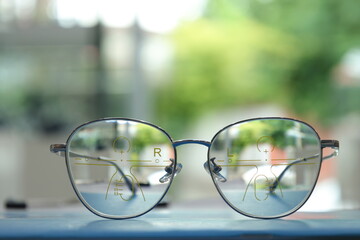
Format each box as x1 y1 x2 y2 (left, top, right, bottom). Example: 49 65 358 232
50 144 66 157
321 140 339 160
321 140 339 149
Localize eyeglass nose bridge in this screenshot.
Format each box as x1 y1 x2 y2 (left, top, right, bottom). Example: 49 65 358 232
173 139 211 148
173 139 226 181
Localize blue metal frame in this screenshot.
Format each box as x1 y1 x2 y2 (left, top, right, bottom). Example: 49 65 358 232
173 140 211 148
50 117 339 220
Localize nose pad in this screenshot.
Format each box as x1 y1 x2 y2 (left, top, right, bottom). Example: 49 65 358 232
159 159 182 183
204 157 227 182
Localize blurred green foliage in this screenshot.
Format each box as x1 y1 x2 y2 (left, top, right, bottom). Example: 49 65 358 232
131 123 172 150
156 0 360 137
212 119 318 153
250 0 360 122
70 121 171 153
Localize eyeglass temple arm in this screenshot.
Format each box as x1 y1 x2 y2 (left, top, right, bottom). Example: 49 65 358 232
269 154 319 193
269 139 339 193
50 144 135 195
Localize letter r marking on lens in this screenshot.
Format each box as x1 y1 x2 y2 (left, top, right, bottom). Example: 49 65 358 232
154 148 162 157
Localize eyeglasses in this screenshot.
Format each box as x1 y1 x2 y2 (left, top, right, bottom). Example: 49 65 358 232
50 117 339 219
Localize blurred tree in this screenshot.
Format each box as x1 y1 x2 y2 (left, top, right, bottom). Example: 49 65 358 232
248 0 360 123
156 0 299 137
156 0 360 137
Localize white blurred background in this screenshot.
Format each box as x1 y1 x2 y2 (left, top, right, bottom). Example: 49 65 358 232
1 0 360 212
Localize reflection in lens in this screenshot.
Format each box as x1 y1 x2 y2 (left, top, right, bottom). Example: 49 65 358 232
209 119 321 218
66 119 175 219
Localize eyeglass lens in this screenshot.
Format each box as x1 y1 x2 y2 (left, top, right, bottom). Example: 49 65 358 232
209 119 322 218
66 119 175 219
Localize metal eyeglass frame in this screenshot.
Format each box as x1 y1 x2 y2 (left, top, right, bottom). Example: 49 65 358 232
50 117 339 219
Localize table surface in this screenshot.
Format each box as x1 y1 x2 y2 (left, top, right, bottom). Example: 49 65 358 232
0 204 360 240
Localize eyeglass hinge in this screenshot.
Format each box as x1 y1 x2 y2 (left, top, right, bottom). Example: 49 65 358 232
321 140 339 149
321 140 339 160
50 144 66 157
